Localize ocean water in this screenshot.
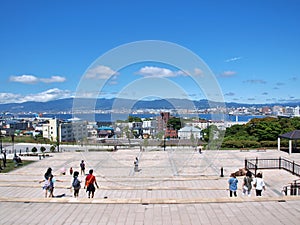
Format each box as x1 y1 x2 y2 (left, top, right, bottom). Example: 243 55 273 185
22 113 265 123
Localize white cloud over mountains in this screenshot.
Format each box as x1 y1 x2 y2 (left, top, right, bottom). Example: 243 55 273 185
85 65 119 79
136 66 185 78
0 88 71 104
9 75 66 84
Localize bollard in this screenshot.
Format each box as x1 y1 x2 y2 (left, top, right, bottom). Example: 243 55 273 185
39 155 41 160
220 167 224 177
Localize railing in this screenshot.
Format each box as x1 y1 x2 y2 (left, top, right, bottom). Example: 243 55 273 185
245 157 300 177
282 179 300 196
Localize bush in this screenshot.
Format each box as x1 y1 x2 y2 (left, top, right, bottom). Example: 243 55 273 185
32 147 37 153
260 141 278 147
50 145 56 152
40 146 46 153
221 140 261 148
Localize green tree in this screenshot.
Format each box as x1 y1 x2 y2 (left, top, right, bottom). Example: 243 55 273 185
128 116 142 122
167 117 182 130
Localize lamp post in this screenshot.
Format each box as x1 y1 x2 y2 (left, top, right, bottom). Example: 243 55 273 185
11 134 15 156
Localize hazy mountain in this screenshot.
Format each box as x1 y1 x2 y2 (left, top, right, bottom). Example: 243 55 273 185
0 98 298 114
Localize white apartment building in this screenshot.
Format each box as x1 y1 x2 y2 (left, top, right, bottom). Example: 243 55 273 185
43 118 88 142
42 118 59 142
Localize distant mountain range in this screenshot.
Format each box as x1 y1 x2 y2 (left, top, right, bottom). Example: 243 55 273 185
0 98 299 113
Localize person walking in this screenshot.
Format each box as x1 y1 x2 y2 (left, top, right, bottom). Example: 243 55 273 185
72 171 81 198
84 169 99 198
80 160 85 175
242 170 253 196
44 167 52 180
228 173 238 197
48 174 63 197
39 174 62 198
254 172 266 196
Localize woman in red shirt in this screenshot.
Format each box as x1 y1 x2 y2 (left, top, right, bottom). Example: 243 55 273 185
84 169 99 198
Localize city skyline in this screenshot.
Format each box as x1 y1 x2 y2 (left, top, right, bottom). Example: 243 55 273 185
0 0 300 105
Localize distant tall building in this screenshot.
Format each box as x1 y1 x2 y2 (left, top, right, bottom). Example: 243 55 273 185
157 112 170 131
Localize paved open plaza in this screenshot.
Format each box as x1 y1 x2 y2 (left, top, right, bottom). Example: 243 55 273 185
1 145 300 225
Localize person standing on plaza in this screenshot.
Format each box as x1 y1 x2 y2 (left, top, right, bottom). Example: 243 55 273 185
254 172 266 196
228 173 238 197
84 169 99 198
80 160 85 175
242 170 253 196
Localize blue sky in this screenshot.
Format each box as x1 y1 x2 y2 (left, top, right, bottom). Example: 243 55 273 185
0 0 300 104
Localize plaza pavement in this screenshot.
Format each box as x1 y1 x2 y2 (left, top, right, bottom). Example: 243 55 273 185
1 146 300 225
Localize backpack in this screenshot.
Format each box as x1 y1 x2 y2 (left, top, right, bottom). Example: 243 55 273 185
72 178 81 189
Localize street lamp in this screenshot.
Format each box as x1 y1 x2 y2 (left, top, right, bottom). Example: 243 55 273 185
11 134 15 156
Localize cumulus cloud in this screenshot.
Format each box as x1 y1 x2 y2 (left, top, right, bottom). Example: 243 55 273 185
0 88 71 104
9 75 39 84
40 76 66 83
136 66 184 78
9 75 66 84
225 57 242 62
244 79 267 84
85 65 119 79
220 71 237 77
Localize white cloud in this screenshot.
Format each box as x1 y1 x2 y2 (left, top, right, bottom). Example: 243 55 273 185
0 88 71 104
193 68 204 76
220 71 237 77
0 93 23 104
225 57 242 62
9 75 39 84
40 76 66 83
9 75 66 84
136 66 184 78
85 65 119 79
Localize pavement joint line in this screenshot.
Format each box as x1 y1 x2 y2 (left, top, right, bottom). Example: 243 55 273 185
1 196 300 204
0 184 231 190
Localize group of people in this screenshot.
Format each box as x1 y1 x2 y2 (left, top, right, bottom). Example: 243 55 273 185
228 170 266 197
40 159 99 198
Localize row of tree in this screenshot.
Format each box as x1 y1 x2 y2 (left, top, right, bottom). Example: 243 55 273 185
214 116 300 148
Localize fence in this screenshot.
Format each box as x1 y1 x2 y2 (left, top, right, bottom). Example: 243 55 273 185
282 179 300 196
245 157 300 177
245 157 300 196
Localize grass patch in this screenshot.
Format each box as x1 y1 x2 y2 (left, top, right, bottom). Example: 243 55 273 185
0 159 35 173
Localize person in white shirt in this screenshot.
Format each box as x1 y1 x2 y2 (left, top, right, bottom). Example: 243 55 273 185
254 172 266 196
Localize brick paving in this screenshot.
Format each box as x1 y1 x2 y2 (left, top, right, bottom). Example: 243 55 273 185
1 147 300 224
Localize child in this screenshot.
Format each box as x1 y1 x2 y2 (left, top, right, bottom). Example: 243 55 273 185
40 175 63 198
72 171 81 198
228 173 238 197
